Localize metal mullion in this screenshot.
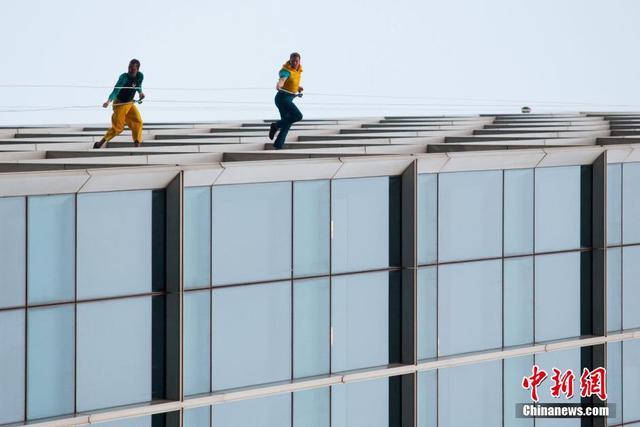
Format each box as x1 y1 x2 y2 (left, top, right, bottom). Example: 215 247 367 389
501 170 505 427
290 181 294 427
621 241 625 330
620 162 624 334
502 169 505 348
619 163 624 427
329 178 333 427
413 166 418 427
401 161 418 427
415 246 599 270
435 172 439 427
592 152 608 427
24 195 28 423
209 284 213 427
532 166 537 427
533 167 537 348
42 291 167 308
73 193 78 417
621 337 624 424
164 172 184 427
209 183 213 424
501 358 505 427
0 289 171 311
201 267 402 291
621 160 625 249
180 176 185 427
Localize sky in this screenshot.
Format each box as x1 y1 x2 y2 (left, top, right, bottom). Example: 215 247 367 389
1 0 640 125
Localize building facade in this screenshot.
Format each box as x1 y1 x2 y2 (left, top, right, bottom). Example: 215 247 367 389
0 113 638 426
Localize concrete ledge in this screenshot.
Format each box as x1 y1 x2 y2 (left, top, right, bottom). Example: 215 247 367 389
22 332 640 427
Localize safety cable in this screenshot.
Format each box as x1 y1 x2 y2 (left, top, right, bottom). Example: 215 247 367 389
0 83 637 109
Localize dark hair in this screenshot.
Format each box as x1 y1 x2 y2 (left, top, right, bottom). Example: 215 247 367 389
289 52 301 61
129 59 141 68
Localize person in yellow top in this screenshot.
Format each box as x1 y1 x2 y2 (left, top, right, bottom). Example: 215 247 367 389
269 52 304 149
94 59 146 149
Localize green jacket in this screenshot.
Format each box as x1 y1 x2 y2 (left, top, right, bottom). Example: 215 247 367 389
108 72 144 101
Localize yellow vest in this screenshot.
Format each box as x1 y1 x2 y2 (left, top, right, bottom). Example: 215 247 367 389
281 62 303 93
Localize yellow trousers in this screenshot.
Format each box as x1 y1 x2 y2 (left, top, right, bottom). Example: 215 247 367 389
103 101 143 142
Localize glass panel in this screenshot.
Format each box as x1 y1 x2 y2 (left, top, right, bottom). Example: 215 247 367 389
535 348 581 427
607 342 622 426
294 278 329 378
77 297 152 411
623 162 640 244
27 305 74 420
0 196 25 308
212 394 291 427
77 190 152 299
331 271 388 372
332 378 388 427
293 180 329 277
438 170 502 262
212 182 291 285
608 164 622 246
331 177 389 273
417 267 437 360
623 339 640 423
504 257 533 346
504 169 534 256
504 355 534 427
535 166 582 253
184 407 210 427
623 246 640 330
417 174 437 265
439 360 502 426
535 252 581 342
0 309 24 425
184 290 210 396
212 282 291 390
28 194 75 304
417 370 437 427
608 247 622 332
184 187 211 288
438 259 502 356
293 388 330 427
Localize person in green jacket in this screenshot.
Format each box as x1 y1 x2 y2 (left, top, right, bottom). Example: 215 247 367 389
94 59 145 148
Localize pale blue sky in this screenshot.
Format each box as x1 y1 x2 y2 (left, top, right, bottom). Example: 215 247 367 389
1 0 640 125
